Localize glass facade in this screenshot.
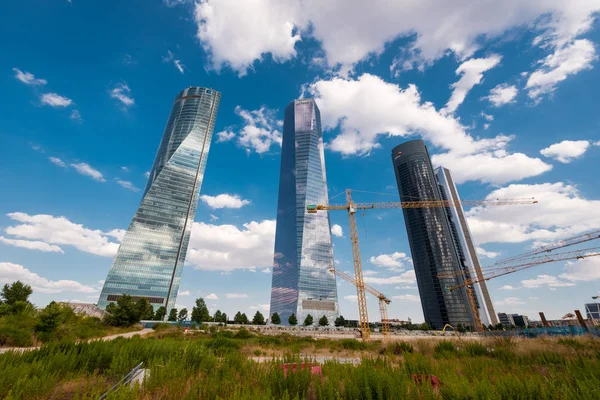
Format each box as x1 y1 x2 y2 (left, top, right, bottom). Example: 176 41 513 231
98 87 221 313
435 167 498 326
270 99 339 325
391 140 474 329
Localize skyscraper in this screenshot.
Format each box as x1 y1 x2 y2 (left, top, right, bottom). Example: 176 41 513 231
99 87 221 312
435 167 498 326
270 98 339 325
391 140 475 329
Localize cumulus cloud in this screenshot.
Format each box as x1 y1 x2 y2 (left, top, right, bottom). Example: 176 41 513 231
526 39 597 100
330 224 343 237
0 236 64 253
476 246 500 259
392 294 419 302
13 68 47 85
364 270 416 285
540 140 591 163
443 55 502 114
344 295 358 301
308 73 551 184
226 293 248 299
41 93 73 107
110 83 135 107
485 84 518 106
559 256 600 282
369 252 412 271
222 106 282 154
178 290 191 296
0 262 95 294
70 162 106 182
499 285 517 291
186 220 276 271
521 274 575 288
4 212 121 257
205 293 218 300
467 182 600 245
249 304 270 313
200 194 251 209
495 297 525 306
115 179 140 192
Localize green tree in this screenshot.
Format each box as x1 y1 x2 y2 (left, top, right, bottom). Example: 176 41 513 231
271 312 281 325
191 298 210 323
136 298 154 320
214 310 223 323
334 315 346 327
178 308 188 321
303 314 314 326
168 308 178 321
0 281 33 316
252 311 265 325
456 323 466 333
240 313 249 324
34 302 76 341
155 306 167 321
318 315 329 326
104 294 140 327
233 311 243 324
288 313 298 326
221 312 228 324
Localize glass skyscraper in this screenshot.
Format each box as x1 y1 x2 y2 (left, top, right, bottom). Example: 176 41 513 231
270 98 339 325
391 140 475 329
99 87 221 312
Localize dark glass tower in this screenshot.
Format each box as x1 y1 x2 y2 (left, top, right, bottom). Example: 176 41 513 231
99 87 221 312
269 99 339 325
391 140 474 329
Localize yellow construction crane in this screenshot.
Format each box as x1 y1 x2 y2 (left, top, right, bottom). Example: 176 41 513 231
329 268 392 336
308 189 537 341
439 246 600 332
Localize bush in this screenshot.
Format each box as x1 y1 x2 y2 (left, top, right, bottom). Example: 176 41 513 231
390 341 414 354
464 342 488 357
340 339 367 351
233 328 255 339
434 340 457 355
0 325 33 347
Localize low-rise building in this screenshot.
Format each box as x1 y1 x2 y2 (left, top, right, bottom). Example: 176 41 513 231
497 312 514 327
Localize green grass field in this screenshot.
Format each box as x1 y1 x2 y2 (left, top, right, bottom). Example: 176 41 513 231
1 326 600 399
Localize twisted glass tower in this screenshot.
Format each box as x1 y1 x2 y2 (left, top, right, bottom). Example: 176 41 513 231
270 99 339 325
99 87 220 312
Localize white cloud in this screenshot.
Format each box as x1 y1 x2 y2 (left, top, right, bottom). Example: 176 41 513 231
369 252 411 271
226 106 282 154
69 110 82 121
476 246 500 259
49 157 67 168
362 270 378 276
121 166 130 172
540 140 590 163
192 0 599 76
216 130 235 142
0 236 64 253
521 274 575 288
331 224 343 237
594 141 600 146
209 214 219 221
178 290 191 296
344 295 358 301
485 84 518 106
559 256 600 282
110 83 135 107
499 285 517 291
0 262 95 294
13 68 47 85
174 60 185 74
466 182 600 245
200 193 250 209
162 50 186 74
205 293 218 300
226 293 248 299
526 39 597 100
392 294 419 302
41 93 73 107
249 304 270 313
104 229 126 241
364 270 416 285
481 113 494 122
70 162 106 182
4 212 121 257
144 171 151 178
115 179 140 192
443 55 501 114
186 219 276 271
262 267 271 273
495 297 525 306
308 73 551 184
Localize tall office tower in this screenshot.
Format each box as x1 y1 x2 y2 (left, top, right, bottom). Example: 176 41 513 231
270 98 339 325
391 140 475 329
435 167 498 326
99 87 221 312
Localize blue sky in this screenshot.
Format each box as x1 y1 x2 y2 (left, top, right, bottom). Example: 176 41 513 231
1 0 600 322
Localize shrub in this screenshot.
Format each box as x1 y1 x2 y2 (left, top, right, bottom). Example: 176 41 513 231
464 342 488 357
0 325 33 347
340 338 367 351
434 340 457 355
391 341 414 354
233 328 254 339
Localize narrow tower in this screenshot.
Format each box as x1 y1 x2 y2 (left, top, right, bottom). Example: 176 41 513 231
270 99 339 325
391 140 474 329
99 87 221 312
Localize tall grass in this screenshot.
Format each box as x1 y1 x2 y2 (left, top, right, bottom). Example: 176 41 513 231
1 330 600 399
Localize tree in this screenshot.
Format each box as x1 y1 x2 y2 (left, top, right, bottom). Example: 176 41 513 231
334 315 346 327
303 314 314 326
136 298 154 321
233 311 243 324
252 311 265 325
168 308 178 321
221 312 228 324
271 312 281 325
191 298 210 323
104 294 140 327
456 324 466 333
214 310 223 323
288 313 298 326
0 281 33 316
178 308 188 321
155 306 167 321
240 313 249 325
318 315 329 326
